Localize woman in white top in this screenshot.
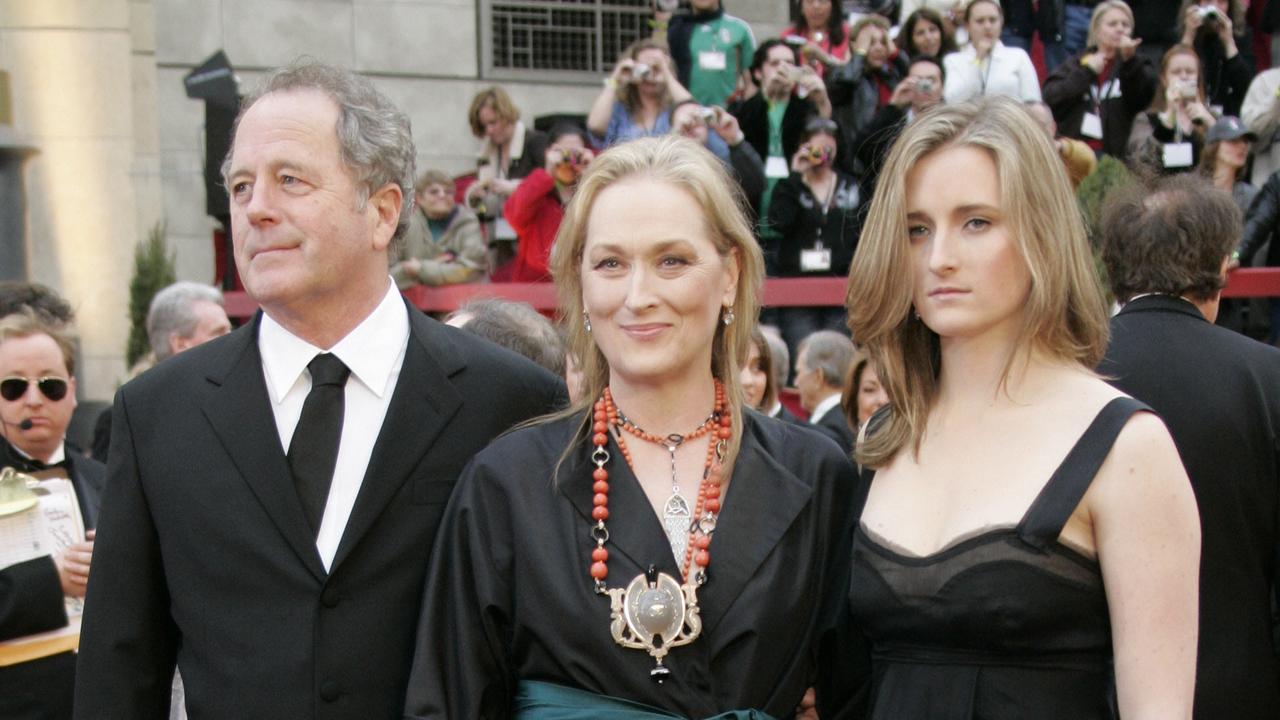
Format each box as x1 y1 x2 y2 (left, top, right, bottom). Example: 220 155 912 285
943 0 1041 104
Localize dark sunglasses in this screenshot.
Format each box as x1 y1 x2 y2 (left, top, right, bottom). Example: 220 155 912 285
0 376 69 402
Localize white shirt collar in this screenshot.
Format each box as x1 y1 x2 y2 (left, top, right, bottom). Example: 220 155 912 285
258 280 410 404
808 393 842 425
9 440 66 466
767 400 783 418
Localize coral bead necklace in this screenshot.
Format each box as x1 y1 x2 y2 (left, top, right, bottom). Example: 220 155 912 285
587 379 731 680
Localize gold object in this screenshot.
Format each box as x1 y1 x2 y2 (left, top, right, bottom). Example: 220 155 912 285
0 466 40 517
604 568 703 680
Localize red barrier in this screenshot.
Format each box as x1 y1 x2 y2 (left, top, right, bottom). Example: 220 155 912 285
224 268 1280 319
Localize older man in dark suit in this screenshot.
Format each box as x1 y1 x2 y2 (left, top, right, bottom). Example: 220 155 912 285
73 61 564 719
1098 174 1280 720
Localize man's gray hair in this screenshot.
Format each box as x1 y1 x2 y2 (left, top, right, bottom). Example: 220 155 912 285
798 330 854 389
450 298 565 377
147 282 224 362
220 59 416 244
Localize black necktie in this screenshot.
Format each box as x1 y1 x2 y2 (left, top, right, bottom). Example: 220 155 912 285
288 353 350 536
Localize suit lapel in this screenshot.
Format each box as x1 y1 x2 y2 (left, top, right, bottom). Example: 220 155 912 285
558 416 815 625
697 427 813 634
201 318 328 582
558 431 685 581
330 308 463 570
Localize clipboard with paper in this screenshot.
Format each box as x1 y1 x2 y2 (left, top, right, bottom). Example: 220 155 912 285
0 466 87 666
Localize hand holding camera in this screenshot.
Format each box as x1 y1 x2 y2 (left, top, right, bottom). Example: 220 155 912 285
547 145 594 185
791 143 833 174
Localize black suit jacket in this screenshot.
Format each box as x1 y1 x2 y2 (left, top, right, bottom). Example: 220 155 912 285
1099 295 1280 719
73 303 565 720
811 404 855 457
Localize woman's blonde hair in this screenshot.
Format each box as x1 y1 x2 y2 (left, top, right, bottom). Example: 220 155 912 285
548 135 765 473
846 97 1110 468
1086 0 1135 49
467 86 521 139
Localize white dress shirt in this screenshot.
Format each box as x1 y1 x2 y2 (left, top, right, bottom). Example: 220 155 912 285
808 393 842 426
258 281 409 570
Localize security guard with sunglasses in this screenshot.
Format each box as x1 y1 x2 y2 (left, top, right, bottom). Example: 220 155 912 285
0 306 103 720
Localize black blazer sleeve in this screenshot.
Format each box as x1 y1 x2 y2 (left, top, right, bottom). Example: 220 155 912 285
73 394 180 718
1240 172 1280 264
1117 54 1158 116
0 556 68 642
729 140 766 221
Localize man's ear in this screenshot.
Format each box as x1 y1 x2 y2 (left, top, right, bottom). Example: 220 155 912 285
368 182 404 251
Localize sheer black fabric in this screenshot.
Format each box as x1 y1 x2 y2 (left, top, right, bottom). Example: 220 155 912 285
848 397 1149 720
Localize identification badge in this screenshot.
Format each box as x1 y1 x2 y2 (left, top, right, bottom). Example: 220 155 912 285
1162 142 1193 168
1081 112 1103 139
800 248 832 272
765 155 789 179
699 51 727 71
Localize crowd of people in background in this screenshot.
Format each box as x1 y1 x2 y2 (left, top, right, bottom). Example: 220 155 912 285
395 0 1280 361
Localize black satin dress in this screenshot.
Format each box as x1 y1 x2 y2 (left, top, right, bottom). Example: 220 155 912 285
848 398 1149 720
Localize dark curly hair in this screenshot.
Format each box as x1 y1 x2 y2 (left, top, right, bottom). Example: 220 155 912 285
1101 174 1240 302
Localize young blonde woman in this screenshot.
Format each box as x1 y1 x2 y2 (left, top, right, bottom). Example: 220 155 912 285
845 96 1200 719
406 136 861 719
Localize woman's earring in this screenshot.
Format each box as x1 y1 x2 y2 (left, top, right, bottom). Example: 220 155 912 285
722 307 735 326
583 312 592 333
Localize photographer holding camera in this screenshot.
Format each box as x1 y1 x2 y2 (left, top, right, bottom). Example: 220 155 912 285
852 56 945 201
1177 0 1253 117
670 101 766 221
1128 44 1217 175
766 117 863 355
501 124 594 282
587 39 692 149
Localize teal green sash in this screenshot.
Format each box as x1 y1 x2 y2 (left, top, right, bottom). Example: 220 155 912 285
513 680 779 720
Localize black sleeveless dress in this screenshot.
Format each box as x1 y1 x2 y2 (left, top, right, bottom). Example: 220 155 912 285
848 397 1149 720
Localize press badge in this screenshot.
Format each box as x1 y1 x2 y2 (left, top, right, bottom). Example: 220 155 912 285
1162 142 1193 168
699 51 727 70
1081 112 1103 139
800 247 832 272
765 156 790 178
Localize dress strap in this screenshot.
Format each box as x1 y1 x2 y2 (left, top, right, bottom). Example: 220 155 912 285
1016 397 1152 551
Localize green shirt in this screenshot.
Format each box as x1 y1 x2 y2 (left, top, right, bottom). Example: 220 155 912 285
758 99 789 239
686 14 755 108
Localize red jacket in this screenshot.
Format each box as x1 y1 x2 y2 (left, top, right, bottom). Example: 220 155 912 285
501 168 563 282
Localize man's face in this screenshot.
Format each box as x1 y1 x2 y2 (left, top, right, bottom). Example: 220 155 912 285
757 45 798 94
170 300 231 356
0 332 76 463
226 89 394 322
908 62 943 111
794 349 827 412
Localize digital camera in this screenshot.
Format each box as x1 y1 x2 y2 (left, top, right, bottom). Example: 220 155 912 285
632 63 652 81
916 79 934 94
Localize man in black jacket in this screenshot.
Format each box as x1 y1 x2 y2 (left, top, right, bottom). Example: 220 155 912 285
0 307 104 720
73 60 564 720
1099 174 1280 720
